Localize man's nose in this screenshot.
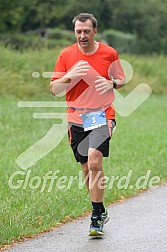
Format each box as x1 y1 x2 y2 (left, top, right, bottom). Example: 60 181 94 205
80 31 86 38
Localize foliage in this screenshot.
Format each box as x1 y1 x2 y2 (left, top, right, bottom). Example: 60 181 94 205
48 28 76 43
0 32 74 51
0 0 167 54
103 29 138 54
106 0 167 54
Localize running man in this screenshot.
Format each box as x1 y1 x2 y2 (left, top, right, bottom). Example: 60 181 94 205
50 13 125 236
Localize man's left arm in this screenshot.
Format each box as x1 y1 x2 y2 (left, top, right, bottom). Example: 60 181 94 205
112 77 126 89
95 77 125 95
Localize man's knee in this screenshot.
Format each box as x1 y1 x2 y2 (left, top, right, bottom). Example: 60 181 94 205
88 149 103 172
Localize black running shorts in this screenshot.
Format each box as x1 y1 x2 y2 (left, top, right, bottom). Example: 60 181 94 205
68 120 116 164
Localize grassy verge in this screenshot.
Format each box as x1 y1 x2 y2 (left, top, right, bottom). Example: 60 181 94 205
0 93 167 247
0 45 167 99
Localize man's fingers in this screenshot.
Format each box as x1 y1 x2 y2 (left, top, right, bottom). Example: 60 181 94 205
95 80 113 94
95 76 106 83
76 61 89 67
75 63 90 73
95 86 105 91
73 73 88 77
96 76 105 79
95 83 106 91
99 90 107 95
95 79 103 84
77 66 90 71
95 83 106 88
67 61 90 79
77 73 88 76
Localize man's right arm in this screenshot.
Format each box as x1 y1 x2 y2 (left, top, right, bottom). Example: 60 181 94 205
50 77 71 96
50 60 90 96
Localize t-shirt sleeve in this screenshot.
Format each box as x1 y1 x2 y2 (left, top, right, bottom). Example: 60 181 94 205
108 51 125 80
51 51 67 81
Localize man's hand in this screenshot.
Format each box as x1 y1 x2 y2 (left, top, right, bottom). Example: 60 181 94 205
51 61 90 96
95 76 113 95
65 60 90 80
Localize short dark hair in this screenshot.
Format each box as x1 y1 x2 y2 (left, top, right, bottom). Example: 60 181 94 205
72 13 98 29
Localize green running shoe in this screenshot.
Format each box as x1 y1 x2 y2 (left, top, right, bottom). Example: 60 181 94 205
101 208 110 224
89 216 104 237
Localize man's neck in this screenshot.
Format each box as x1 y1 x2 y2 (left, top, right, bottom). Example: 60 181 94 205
78 41 99 54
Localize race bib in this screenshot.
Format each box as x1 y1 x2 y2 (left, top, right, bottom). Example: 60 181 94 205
81 110 106 131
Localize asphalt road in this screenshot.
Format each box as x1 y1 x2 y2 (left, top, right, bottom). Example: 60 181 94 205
6 184 167 252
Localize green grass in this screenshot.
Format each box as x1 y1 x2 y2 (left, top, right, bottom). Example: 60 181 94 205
0 45 167 99
0 45 167 247
0 93 167 247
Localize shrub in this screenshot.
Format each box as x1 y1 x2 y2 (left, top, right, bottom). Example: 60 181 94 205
0 30 75 51
48 28 75 43
103 29 139 54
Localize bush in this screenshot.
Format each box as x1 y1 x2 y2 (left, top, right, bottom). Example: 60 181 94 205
48 28 75 43
0 33 50 50
0 30 75 51
103 29 139 54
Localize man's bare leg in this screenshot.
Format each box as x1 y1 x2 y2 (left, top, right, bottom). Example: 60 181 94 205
81 150 105 216
88 148 104 203
81 162 89 191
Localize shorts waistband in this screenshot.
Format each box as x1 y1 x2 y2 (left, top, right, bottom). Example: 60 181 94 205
68 103 112 111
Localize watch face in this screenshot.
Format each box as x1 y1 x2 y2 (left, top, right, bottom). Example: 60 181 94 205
113 81 117 88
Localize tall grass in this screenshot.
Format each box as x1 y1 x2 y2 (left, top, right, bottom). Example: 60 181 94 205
0 45 60 99
121 53 167 94
0 45 166 99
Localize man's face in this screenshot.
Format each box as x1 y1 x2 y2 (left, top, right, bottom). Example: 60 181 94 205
74 19 97 49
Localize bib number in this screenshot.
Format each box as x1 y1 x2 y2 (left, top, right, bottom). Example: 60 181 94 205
81 110 106 131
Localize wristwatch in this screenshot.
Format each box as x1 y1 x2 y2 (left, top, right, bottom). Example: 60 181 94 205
113 80 117 89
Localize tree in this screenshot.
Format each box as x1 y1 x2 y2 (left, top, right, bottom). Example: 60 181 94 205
0 0 24 32
0 0 166 53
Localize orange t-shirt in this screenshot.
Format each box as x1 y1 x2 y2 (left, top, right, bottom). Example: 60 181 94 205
51 42 124 124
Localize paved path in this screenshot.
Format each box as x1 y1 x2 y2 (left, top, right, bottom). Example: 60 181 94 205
6 184 167 252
